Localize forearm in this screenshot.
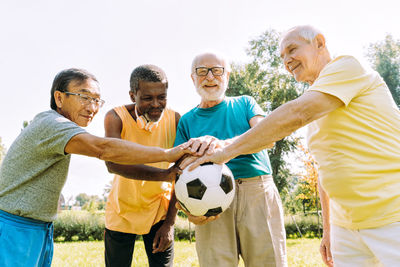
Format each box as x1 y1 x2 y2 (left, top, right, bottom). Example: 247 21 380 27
164 192 178 225
318 180 330 232
222 136 273 154
224 100 305 160
66 134 171 164
100 138 168 164
105 162 171 181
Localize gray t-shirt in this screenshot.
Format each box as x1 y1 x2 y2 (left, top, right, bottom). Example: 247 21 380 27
0 110 86 222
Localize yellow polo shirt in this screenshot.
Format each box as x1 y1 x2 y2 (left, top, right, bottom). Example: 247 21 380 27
105 106 176 234
307 55 400 229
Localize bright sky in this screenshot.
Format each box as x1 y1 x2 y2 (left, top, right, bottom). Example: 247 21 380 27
1 0 399 200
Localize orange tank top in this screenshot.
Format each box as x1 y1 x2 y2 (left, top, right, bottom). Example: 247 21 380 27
105 105 176 234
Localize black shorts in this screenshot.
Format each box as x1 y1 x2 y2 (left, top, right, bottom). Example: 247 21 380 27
104 220 174 267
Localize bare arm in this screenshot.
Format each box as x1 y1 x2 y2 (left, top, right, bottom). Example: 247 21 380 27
229 115 275 152
319 180 333 267
183 115 274 159
224 91 343 160
184 91 343 169
65 110 188 165
152 112 181 253
152 192 178 253
102 109 181 181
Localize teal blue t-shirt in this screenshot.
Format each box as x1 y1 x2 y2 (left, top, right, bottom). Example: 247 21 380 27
174 95 272 179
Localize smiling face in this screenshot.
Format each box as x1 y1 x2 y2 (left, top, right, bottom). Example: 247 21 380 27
280 31 326 85
191 53 230 102
55 78 101 127
131 80 167 122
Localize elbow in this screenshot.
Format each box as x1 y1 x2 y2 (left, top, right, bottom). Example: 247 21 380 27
105 161 116 174
95 139 115 162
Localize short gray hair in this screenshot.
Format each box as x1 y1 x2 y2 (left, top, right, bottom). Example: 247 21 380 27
191 51 231 74
129 64 168 93
281 25 322 44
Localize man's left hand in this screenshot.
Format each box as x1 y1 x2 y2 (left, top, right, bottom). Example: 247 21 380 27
152 222 174 253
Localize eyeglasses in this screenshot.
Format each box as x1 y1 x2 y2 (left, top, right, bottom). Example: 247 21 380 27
64 92 105 108
195 67 224 76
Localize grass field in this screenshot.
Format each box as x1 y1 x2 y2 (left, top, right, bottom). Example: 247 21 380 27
53 238 324 266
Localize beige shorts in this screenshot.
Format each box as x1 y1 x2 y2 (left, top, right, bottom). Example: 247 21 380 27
195 175 287 267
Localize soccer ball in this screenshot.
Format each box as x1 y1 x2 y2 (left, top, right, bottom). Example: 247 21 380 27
175 162 235 217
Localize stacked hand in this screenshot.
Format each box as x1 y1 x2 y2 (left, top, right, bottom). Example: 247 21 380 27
179 135 228 170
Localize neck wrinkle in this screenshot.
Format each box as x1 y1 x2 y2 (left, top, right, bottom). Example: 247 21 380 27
199 97 224 108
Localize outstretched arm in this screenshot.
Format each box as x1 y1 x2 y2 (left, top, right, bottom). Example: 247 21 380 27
65 109 190 165
103 109 180 181
184 91 343 169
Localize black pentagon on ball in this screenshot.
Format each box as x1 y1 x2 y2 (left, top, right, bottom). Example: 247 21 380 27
205 207 223 217
199 162 213 166
219 174 233 194
187 178 207 200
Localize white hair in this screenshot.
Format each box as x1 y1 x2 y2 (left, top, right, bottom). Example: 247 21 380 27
281 25 323 44
191 51 231 74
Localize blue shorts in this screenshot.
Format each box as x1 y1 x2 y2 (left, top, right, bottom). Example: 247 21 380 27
0 209 54 267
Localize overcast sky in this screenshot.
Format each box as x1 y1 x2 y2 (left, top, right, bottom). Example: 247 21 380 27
1 0 399 200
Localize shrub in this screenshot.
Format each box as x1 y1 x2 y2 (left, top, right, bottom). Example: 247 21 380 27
285 214 322 238
54 210 104 242
54 210 320 242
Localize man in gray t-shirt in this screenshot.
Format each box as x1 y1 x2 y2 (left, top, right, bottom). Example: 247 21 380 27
0 68 190 267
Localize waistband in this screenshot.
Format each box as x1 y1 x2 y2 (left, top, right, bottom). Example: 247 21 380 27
0 209 52 230
236 174 273 184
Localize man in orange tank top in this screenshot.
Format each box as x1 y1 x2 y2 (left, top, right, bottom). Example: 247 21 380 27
103 65 181 267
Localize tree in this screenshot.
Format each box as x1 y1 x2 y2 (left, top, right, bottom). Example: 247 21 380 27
75 193 91 207
367 34 400 106
75 193 106 211
227 29 306 192
294 144 319 214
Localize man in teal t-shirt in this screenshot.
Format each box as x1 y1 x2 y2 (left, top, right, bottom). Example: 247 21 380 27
174 52 287 267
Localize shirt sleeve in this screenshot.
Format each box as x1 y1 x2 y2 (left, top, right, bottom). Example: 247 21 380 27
244 95 266 122
308 56 373 106
173 118 189 147
37 113 87 156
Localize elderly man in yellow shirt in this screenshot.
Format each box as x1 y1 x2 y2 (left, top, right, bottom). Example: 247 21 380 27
184 25 400 267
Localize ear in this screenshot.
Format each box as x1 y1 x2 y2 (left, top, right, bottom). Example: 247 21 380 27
191 73 195 84
225 71 231 82
54 91 64 109
129 91 136 103
314 33 326 50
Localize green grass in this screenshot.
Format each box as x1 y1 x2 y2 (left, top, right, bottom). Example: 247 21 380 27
53 238 324 266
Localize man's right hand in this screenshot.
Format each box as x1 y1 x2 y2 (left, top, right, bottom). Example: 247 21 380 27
175 202 219 225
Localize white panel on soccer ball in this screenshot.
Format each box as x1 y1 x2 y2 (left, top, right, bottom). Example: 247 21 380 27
201 187 225 208
221 191 235 210
185 198 208 216
174 180 188 200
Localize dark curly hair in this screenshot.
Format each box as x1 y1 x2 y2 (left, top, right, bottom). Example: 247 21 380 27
129 64 168 93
